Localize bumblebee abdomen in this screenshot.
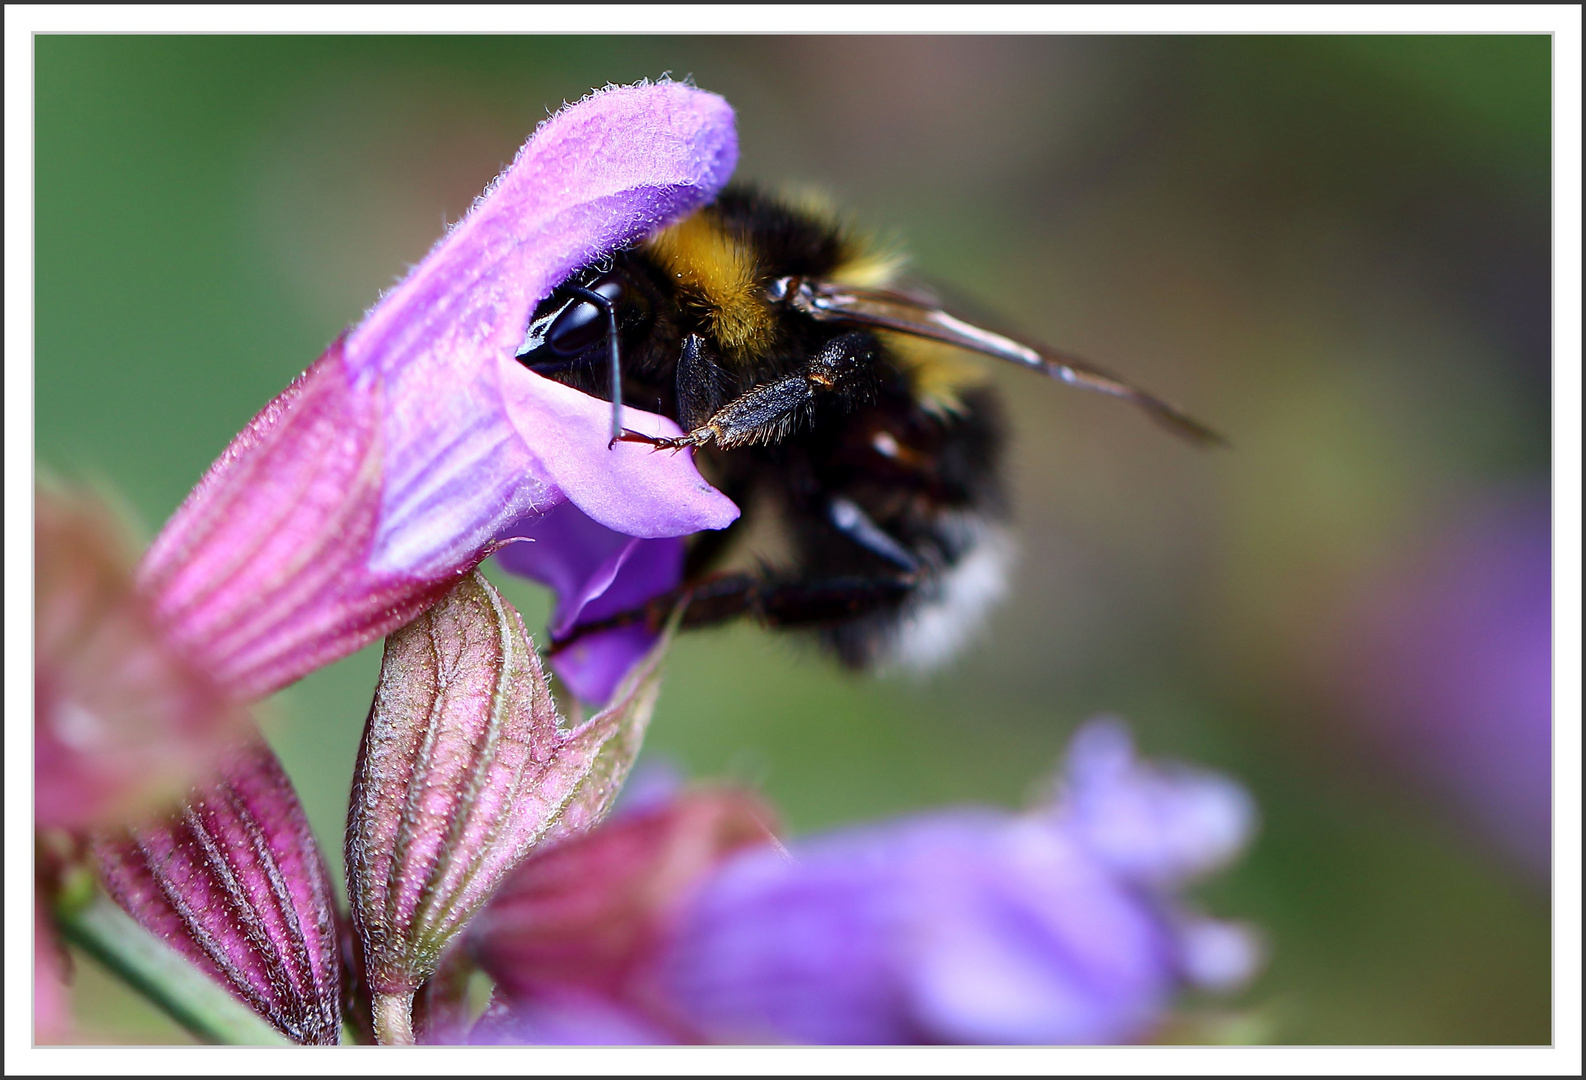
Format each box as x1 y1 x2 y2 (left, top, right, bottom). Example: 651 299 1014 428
781 383 1012 672
827 511 1016 673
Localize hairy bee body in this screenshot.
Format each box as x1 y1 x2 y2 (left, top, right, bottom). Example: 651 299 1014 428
523 178 1224 673
520 186 1015 670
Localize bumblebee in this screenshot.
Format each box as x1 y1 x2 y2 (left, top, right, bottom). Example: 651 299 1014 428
520 186 1220 671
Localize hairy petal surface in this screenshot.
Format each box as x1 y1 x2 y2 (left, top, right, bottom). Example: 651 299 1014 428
137 346 464 703
93 740 343 1045
138 82 738 701
346 571 670 1005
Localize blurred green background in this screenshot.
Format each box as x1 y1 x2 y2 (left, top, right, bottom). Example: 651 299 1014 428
36 36 1551 1044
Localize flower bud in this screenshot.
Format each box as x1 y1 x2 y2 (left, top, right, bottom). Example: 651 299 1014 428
35 484 248 828
93 740 343 1045
345 570 669 1042
470 787 779 1010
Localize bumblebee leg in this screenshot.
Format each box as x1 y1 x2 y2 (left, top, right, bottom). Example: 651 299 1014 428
617 332 878 452
686 569 918 629
675 333 726 431
827 496 920 572
544 567 918 655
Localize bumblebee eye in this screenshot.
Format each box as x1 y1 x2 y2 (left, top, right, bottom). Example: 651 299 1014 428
547 276 624 357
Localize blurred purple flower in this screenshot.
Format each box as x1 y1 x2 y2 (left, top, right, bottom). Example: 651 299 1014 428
1330 490 1551 876
1051 718 1255 890
35 484 249 830
136 82 740 704
473 720 1259 1045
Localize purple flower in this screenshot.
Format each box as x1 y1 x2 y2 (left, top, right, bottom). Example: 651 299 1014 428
1051 718 1256 889
1327 489 1552 875
470 787 780 1020
471 993 676 1046
136 82 740 703
493 502 686 705
472 720 1260 1045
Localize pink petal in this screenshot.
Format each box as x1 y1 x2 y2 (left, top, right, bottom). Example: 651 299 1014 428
138 344 466 702
349 81 739 570
495 362 738 540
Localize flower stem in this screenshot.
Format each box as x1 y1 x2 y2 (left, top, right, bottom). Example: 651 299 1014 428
373 990 416 1045
53 890 290 1046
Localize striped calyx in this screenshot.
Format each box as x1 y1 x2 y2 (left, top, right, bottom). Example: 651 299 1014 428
345 570 670 1041
94 740 344 1045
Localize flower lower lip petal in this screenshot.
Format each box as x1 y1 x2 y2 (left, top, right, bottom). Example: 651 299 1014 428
496 359 740 540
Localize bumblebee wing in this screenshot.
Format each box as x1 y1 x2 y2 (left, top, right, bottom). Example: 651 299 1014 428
785 280 1227 447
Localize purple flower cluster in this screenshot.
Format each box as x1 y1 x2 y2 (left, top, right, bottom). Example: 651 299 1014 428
1326 490 1552 875
473 720 1258 1046
51 556 1261 1045
39 86 738 1037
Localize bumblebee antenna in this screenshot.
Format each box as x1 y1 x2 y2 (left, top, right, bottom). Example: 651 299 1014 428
563 283 626 445
773 277 1227 448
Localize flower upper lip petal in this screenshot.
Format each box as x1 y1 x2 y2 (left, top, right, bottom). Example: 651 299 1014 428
345 82 738 389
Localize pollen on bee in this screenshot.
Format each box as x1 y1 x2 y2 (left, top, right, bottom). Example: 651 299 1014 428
644 213 772 361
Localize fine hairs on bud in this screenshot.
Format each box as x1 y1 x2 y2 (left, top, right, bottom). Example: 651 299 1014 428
344 570 674 1043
